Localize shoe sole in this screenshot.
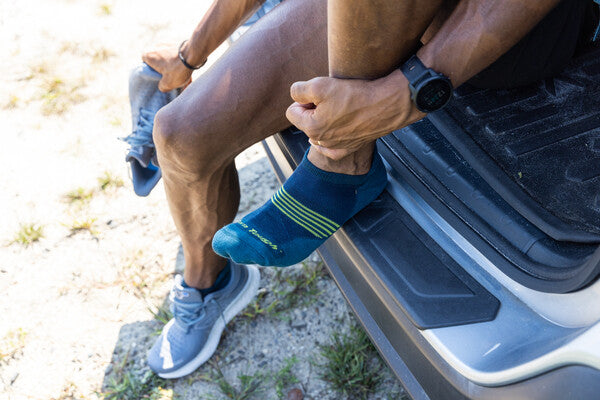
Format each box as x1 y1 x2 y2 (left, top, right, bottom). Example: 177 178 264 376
157 265 260 379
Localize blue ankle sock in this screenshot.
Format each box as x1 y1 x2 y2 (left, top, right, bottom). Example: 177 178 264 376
181 261 232 296
212 149 387 266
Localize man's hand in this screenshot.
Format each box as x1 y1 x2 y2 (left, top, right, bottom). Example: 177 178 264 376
285 70 426 160
142 44 193 92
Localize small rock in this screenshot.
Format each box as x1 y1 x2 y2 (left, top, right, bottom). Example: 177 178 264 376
290 319 307 330
10 373 19 385
287 388 303 400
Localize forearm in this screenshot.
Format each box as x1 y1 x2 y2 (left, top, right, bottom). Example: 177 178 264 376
182 0 264 67
417 0 561 87
285 0 564 159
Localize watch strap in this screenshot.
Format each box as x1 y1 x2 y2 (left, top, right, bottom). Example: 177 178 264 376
178 40 206 71
401 55 428 84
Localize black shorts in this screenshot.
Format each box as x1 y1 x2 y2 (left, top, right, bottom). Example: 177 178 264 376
468 0 599 89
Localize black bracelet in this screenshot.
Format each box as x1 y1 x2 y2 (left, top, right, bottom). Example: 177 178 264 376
178 40 205 70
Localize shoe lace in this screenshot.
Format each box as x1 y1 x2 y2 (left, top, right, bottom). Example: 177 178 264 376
121 108 155 148
172 300 207 331
170 292 227 334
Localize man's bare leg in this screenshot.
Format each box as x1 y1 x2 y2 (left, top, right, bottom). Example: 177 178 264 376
153 0 327 289
210 0 456 267
307 0 445 175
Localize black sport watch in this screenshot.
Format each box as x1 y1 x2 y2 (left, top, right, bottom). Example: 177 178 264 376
400 55 453 113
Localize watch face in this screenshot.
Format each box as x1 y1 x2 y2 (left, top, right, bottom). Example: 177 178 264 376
416 77 452 113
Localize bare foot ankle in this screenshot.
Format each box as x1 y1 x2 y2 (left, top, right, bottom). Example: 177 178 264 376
307 143 375 175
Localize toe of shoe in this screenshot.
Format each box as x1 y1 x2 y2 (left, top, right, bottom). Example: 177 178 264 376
146 337 166 373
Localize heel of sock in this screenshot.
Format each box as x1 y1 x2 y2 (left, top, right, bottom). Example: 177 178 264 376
352 151 388 215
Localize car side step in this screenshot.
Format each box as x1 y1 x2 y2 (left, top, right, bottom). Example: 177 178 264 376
262 128 499 330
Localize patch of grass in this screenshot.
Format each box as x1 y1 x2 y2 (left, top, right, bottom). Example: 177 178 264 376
110 250 171 300
208 358 265 400
40 76 85 115
29 61 50 78
317 325 383 400
147 302 173 336
102 372 171 400
240 289 280 320
69 217 98 235
241 261 326 321
272 356 299 399
99 3 113 15
3 94 19 109
148 303 173 325
118 261 151 297
102 351 172 400
64 187 95 204
0 328 28 362
50 382 85 400
92 46 115 63
109 116 122 127
98 171 124 191
12 224 44 246
59 41 81 55
271 261 326 312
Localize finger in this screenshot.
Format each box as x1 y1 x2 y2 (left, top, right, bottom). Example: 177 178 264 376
181 77 192 92
158 78 173 93
286 102 316 130
290 78 326 104
308 138 335 148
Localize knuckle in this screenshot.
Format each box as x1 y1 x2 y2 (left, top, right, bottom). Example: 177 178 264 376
311 77 330 94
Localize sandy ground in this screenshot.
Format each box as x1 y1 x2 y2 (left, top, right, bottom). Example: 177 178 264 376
0 1 404 399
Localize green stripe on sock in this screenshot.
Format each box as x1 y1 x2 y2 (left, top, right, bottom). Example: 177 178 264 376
274 190 336 236
271 198 324 238
272 193 328 238
279 187 340 230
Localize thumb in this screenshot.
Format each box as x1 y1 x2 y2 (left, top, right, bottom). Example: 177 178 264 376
290 77 327 104
158 77 174 93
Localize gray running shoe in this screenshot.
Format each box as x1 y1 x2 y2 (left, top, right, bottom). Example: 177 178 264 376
147 263 260 378
122 63 180 197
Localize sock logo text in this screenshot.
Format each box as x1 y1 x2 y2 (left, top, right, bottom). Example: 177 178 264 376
237 222 278 250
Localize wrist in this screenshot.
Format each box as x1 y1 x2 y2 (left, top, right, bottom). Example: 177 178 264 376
417 44 462 88
378 69 426 123
179 39 207 70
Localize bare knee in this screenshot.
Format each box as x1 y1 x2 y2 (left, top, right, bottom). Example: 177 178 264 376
153 104 225 174
152 105 177 157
